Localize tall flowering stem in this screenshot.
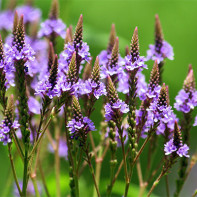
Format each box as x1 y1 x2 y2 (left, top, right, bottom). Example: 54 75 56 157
105 76 129 196
0 35 8 111
174 65 196 196
155 15 164 84
125 27 142 196
12 15 32 196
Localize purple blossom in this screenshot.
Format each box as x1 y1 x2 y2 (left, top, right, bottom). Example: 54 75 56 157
124 54 147 72
59 42 91 77
146 41 174 63
156 112 178 136
56 75 79 96
78 79 106 99
16 5 41 24
174 89 197 113
67 116 96 140
48 139 68 159
0 120 19 145
6 44 35 63
117 71 148 100
35 77 59 99
164 139 189 158
104 100 129 121
38 19 66 38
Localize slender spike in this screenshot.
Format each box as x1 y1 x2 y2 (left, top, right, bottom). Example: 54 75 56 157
130 27 139 62
72 96 83 120
83 58 92 80
183 64 195 92
155 14 163 54
149 60 160 90
166 85 170 106
67 52 77 84
49 0 59 20
158 83 168 107
107 24 116 53
48 42 55 71
173 121 182 149
125 45 130 56
91 56 100 83
49 54 58 89
107 76 119 103
12 11 19 46
108 37 119 68
74 14 83 48
15 15 25 51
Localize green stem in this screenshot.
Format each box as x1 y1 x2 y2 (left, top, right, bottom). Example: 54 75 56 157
85 147 101 197
22 147 29 197
28 116 52 159
38 160 51 197
55 122 61 197
8 144 22 196
31 175 41 197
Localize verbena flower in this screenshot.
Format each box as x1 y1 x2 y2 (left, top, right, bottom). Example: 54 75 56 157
35 55 59 99
67 96 96 143
146 15 174 63
38 18 66 38
38 0 66 39
59 42 90 77
117 71 147 100
164 122 189 157
99 37 124 80
105 76 129 122
0 95 19 145
78 57 106 99
174 66 197 113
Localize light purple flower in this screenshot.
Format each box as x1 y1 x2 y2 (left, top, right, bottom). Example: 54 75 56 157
124 54 147 72
104 100 129 121
38 19 66 38
68 116 96 140
174 89 197 113
164 139 189 158
0 119 19 145
146 41 174 63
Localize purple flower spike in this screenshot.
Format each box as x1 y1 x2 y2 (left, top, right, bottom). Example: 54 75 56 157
146 41 174 63
164 121 189 158
38 19 66 39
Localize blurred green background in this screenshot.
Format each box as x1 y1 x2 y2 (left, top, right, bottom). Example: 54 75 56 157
1 0 197 196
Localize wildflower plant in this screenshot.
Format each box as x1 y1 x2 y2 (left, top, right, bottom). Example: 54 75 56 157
0 1 197 197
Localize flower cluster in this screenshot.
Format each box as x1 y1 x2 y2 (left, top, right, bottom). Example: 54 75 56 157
105 76 129 122
174 66 197 113
164 122 189 157
67 96 95 142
